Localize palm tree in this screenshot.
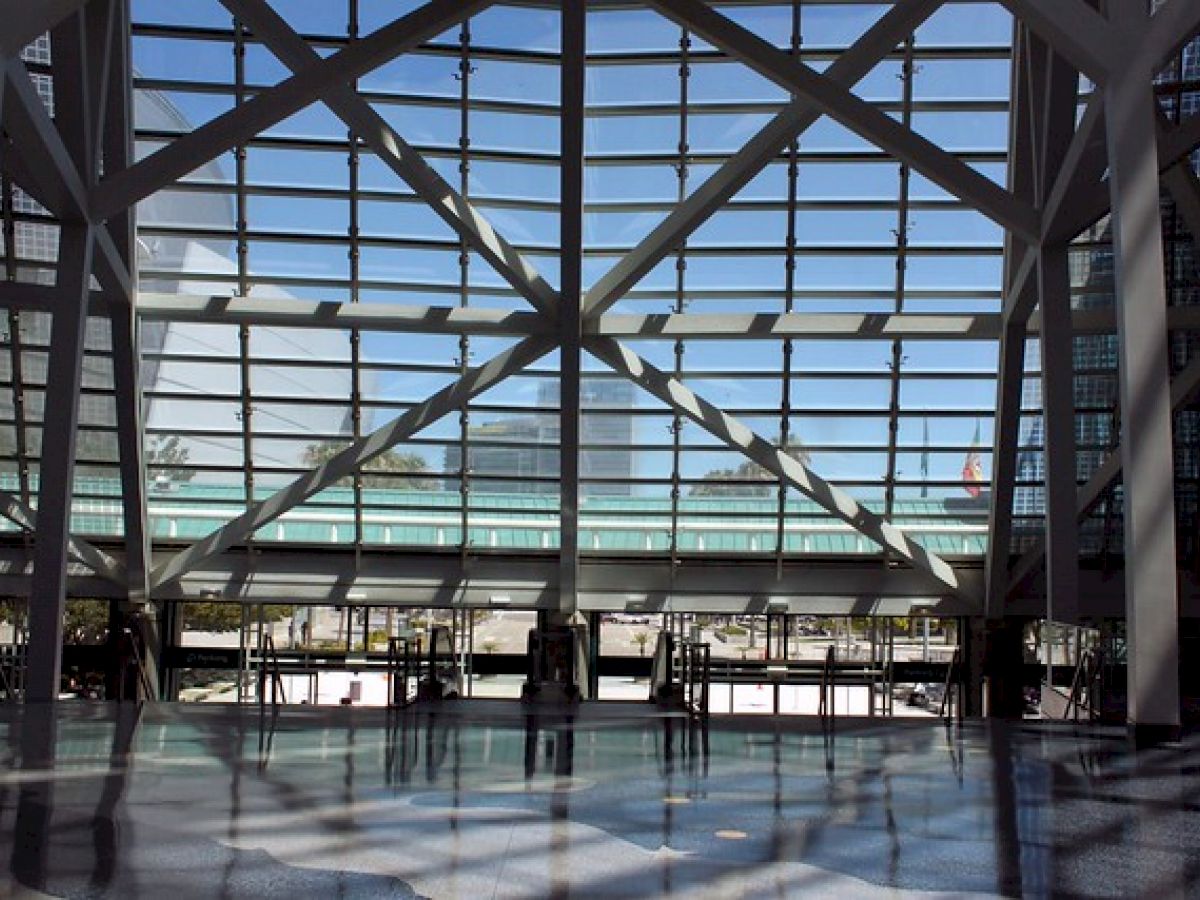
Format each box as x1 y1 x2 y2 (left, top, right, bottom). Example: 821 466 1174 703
632 631 651 657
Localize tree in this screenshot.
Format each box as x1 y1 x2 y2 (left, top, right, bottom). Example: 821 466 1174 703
147 434 196 483
632 631 651 657
690 438 811 497
183 602 293 633
0 598 112 644
302 440 435 489
64 600 111 644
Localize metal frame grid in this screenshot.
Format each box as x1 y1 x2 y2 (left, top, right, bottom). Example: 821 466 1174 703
0 0 1198 726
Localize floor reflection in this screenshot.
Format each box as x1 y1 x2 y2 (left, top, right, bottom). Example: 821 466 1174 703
0 702 1196 898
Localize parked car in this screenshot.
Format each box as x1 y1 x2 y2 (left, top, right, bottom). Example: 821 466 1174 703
905 683 930 707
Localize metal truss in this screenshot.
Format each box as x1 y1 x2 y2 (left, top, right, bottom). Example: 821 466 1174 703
2 0 1200 727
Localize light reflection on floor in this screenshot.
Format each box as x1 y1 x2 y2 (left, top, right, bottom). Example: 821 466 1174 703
0 702 1196 898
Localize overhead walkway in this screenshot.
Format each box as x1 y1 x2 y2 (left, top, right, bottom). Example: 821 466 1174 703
1 475 989 557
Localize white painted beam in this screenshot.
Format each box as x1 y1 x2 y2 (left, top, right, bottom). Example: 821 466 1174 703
221 0 557 318
582 0 944 319
134 294 548 335
91 0 497 221
587 335 973 602
151 336 552 589
3 57 131 296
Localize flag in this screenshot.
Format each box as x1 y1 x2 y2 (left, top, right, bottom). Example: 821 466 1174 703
963 419 984 497
920 417 929 498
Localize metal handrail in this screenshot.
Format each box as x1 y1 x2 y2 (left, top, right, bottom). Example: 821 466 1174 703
1064 648 1097 722
683 642 710 718
258 632 286 707
938 647 961 721
387 635 419 707
818 644 836 719
121 627 155 702
0 643 24 700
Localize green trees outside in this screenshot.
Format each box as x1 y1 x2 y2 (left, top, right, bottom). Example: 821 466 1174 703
0 599 110 644
690 439 811 497
302 440 436 489
182 602 293 633
146 434 195 483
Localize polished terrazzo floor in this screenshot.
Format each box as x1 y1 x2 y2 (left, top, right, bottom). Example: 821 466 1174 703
0 701 1196 899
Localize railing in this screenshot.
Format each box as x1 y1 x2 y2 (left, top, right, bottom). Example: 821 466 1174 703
119 626 156 701
818 644 837 720
0 643 25 700
387 635 419 708
937 647 963 723
680 641 711 718
257 632 286 708
1064 648 1099 722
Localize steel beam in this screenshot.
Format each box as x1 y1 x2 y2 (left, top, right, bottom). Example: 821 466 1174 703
107 295 1200 337
2 58 130 295
558 0 584 616
0 0 86 59
1160 113 1200 171
1034 36 1083 626
0 491 125 585
995 0 1116 86
151 336 552 589
102 0 149 607
1162 161 1200 269
134 293 547 336
587 335 971 601
594 311 1002 340
23 9 105 703
220 0 557 319
92 0 497 222
649 0 1039 245
582 0 943 319
25 224 94 702
1140 0 1200 78
1037 244 1080 623
1038 94 1106 247
1059 115 1200 245
985 316 1027 616
1105 0 1179 734
987 24 1039 617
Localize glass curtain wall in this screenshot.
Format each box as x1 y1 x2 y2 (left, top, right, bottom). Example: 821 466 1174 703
71 1 1019 564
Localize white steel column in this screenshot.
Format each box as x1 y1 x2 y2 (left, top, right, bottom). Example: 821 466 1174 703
1104 0 1180 736
101 0 149 605
986 27 1037 617
1034 37 1081 626
558 0 585 616
1036 243 1079 624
